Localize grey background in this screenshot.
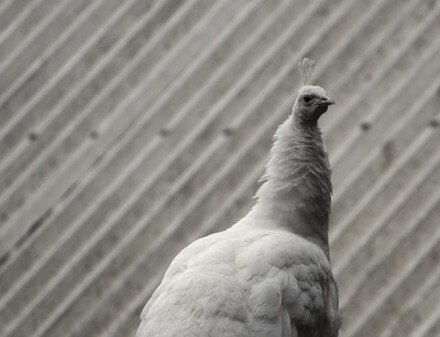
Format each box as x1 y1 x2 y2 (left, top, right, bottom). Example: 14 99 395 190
0 0 440 336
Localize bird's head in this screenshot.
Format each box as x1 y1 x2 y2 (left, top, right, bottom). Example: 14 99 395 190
292 58 335 125
293 85 335 124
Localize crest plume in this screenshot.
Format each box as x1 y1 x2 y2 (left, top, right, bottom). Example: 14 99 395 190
298 57 315 85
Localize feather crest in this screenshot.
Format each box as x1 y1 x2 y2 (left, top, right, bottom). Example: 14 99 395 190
298 57 315 85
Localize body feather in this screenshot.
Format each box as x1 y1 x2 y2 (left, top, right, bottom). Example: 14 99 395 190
138 226 338 337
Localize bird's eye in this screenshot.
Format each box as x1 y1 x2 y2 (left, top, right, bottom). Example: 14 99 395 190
303 95 311 103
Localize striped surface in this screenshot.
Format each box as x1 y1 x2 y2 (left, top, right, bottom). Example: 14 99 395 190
0 0 439 336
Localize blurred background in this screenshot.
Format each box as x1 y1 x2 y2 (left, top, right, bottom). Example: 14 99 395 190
0 0 439 336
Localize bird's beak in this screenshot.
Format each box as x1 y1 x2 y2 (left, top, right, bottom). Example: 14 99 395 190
320 96 335 106
327 98 336 105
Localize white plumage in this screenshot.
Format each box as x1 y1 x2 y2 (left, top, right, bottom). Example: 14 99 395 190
137 58 343 337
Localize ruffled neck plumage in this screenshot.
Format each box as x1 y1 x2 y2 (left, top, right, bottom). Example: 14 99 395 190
253 114 332 256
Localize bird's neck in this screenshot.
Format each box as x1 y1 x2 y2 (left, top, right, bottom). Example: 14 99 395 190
253 115 332 256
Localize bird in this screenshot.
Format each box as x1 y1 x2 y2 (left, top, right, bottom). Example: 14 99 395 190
136 58 343 337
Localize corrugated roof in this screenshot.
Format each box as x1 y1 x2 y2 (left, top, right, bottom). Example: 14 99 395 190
0 0 439 336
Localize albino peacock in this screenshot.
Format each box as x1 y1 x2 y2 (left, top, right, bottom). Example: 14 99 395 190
136 58 343 337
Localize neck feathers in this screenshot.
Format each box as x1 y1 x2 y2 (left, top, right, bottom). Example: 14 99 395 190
254 115 332 254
